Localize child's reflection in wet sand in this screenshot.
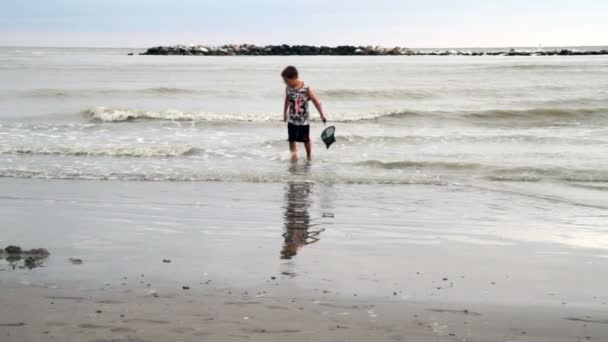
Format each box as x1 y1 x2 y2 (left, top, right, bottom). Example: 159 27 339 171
281 162 325 260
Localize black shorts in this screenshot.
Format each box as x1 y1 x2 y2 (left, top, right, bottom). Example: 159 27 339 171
287 123 310 143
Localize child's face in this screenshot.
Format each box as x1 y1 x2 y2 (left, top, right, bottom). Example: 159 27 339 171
283 77 300 88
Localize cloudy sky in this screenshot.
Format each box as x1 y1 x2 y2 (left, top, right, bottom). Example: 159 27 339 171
1 0 607 47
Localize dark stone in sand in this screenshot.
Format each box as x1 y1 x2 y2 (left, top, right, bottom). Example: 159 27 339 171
6 254 21 262
96 310 103 314
271 276 276 280
0 322 26 327
127 53 134 56
24 257 39 269
427 308 481 316
3 246 49 269
3 246 49 257
162 259 171 263
565 317 608 324
69 258 83 265
182 286 190 290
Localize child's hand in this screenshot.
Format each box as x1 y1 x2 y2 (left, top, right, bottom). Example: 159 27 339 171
321 116 327 124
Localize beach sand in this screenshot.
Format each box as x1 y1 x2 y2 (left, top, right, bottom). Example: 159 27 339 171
2 283 607 342
1 178 607 341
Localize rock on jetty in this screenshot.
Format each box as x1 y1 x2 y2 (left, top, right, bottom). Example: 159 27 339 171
139 45 608 56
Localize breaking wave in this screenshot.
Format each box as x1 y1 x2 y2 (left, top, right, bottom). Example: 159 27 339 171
85 106 608 124
0 145 196 157
85 106 393 122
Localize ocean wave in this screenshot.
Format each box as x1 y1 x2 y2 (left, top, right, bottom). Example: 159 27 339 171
567 182 608 191
0 145 196 157
463 107 608 120
372 107 608 123
85 106 394 122
484 64 590 71
486 167 608 183
141 87 196 94
87 107 271 122
21 87 198 99
334 134 603 145
0 168 447 185
319 88 433 100
0 164 606 185
21 88 115 98
360 160 482 170
359 160 608 183
25 88 72 98
85 106 608 124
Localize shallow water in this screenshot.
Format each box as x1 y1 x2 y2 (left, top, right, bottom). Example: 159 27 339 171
1 178 607 306
1 48 608 297
1 47 607 191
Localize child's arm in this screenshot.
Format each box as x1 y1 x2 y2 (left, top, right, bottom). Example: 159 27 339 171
307 88 327 123
283 92 289 122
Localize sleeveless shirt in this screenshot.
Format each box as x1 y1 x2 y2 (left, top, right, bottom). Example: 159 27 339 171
286 83 310 126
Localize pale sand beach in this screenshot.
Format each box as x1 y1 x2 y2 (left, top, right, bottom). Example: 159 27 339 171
3 284 608 342
1 178 608 341
1 48 608 341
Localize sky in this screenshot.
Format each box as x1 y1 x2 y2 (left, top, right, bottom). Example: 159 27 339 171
1 0 607 48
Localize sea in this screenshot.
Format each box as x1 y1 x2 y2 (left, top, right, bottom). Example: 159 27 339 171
2 46 608 186
1 47 608 295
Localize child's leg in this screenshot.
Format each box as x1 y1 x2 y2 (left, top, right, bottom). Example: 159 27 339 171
289 142 298 161
304 142 312 160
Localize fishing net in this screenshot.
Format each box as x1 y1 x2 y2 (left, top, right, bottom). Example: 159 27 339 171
321 126 336 149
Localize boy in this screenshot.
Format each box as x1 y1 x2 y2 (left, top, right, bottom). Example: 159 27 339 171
282 66 327 161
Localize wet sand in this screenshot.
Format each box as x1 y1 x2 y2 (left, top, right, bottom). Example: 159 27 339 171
2 283 608 342
1 178 608 341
